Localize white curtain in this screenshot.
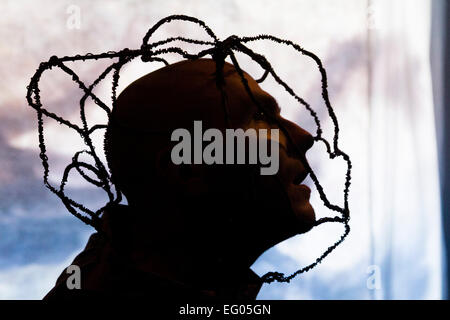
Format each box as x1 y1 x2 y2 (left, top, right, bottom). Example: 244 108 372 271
252 0 443 300
366 0 443 299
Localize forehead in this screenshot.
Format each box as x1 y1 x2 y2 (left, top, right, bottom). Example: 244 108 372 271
114 59 279 131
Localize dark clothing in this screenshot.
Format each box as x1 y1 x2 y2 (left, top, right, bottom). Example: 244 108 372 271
44 205 263 300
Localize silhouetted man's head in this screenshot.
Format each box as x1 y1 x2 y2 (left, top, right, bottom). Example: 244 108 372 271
105 59 315 275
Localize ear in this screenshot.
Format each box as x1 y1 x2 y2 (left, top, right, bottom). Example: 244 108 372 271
155 147 209 197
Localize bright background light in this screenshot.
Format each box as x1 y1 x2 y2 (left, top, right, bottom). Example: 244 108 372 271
0 0 443 299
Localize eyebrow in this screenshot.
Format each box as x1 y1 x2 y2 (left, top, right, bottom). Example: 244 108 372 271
258 95 281 114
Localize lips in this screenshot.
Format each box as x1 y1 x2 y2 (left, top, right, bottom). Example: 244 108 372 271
291 167 311 200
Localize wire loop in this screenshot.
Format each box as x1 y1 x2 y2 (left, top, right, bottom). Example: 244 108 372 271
26 14 352 284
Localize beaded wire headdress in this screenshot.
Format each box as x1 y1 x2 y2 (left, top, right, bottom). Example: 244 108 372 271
26 15 352 284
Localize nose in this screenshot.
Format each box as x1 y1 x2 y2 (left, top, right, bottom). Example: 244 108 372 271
277 117 314 155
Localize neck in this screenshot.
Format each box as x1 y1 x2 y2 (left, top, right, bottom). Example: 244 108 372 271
106 203 264 294
118 207 258 284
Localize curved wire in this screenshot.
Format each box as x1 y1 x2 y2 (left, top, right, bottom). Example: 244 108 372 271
26 14 352 283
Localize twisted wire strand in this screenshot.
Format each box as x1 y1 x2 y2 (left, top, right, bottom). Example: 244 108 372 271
26 14 352 283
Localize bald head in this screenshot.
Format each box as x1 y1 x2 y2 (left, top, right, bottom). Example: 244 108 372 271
106 58 275 204
112 59 272 132
103 57 315 269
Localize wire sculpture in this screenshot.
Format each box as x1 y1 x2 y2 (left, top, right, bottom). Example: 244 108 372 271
26 15 352 284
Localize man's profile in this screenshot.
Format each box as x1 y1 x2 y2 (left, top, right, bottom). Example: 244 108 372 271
43 58 315 300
